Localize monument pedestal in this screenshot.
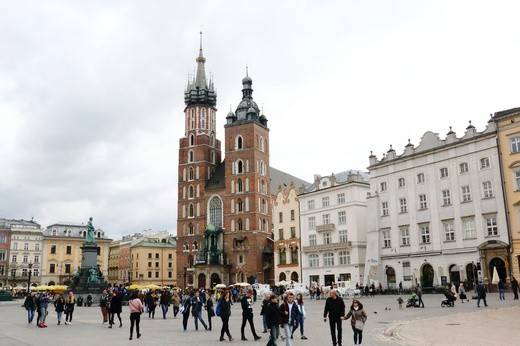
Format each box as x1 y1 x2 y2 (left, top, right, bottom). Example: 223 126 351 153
72 243 108 298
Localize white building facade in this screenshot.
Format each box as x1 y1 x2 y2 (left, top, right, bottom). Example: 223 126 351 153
365 121 509 290
300 171 369 288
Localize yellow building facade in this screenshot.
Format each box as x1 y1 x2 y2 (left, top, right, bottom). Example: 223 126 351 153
42 222 112 285
495 107 520 280
130 237 177 287
108 241 120 285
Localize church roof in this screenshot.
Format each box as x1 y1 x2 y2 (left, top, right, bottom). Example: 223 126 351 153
269 167 311 195
206 162 226 190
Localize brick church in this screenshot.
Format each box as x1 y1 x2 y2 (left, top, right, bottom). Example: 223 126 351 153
176 35 305 289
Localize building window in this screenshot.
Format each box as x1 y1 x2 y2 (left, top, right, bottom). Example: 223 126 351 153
279 249 287 265
66 246 72 255
440 167 449 178
339 230 348 243
49 263 55 274
279 212 283 223
189 167 194 181
50 245 56 254
290 210 295 221
309 235 316 246
480 157 490 169
22 255 28 263
237 198 243 212
209 196 223 228
309 254 319 267
12 243 17 250
417 173 425 184
0 265 4 276
337 193 345 204
459 162 469 174
278 229 284 240
24 243 29 250
399 198 407 213
420 224 431 244
444 221 455 241
322 196 329 207
323 252 334 266
442 190 451 206
189 186 194 199
308 200 315 210
290 227 296 238
485 216 498 236
398 177 406 188
339 251 350 265
188 150 194 163
418 194 427 210
483 181 494 198
382 230 391 248
322 214 330 225
511 136 520 153
400 227 410 246
308 217 315 230
35 243 40 251
382 202 389 216
236 160 243 174
380 182 387 192
65 263 71 274
235 135 243 150
323 232 332 245
148 272 152 278
461 186 472 202
463 218 477 239
338 211 346 224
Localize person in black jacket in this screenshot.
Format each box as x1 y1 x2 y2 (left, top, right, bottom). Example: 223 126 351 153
512 277 519 300
265 294 281 346
240 289 261 341
181 292 192 332
23 291 36 324
260 293 270 333
108 289 123 328
323 289 345 346
218 291 234 341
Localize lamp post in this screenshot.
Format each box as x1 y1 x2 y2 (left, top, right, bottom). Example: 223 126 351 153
27 262 33 293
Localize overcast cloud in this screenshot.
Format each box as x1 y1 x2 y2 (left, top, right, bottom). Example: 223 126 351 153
1 1 519 239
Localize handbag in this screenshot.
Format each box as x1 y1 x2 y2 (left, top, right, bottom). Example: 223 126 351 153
179 305 185 314
209 307 215 317
355 319 364 330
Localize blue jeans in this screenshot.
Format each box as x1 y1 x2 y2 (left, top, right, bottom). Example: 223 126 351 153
27 308 35 323
477 295 487 307
352 325 363 345
267 325 280 346
161 304 169 318
292 315 304 337
499 289 505 300
194 310 208 330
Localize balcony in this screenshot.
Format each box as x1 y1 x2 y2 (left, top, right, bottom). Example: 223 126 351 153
303 241 351 252
315 223 336 232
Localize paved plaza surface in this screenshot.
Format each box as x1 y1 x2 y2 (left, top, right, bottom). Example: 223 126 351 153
1 293 519 345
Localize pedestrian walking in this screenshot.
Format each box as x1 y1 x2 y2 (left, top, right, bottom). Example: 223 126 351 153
171 291 181 318
458 283 467 303
181 292 192 332
64 291 75 324
54 294 65 325
396 296 404 309
498 279 505 300
128 291 143 340
511 277 519 300
265 294 281 346
323 289 345 346
192 290 208 330
218 291 234 341
99 289 109 324
109 289 123 328
23 291 36 324
476 281 488 307
291 293 307 340
240 289 261 341
345 299 367 346
416 284 425 308
38 292 50 328
160 290 171 319
205 291 215 331
147 292 158 319
260 292 270 333
279 291 300 346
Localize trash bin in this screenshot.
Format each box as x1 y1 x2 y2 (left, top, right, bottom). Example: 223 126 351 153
77 296 84 307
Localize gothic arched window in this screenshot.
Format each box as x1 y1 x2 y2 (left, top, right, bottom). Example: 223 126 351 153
209 196 223 228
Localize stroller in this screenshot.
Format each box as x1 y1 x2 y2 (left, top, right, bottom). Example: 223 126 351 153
406 292 420 308
441 291 456 307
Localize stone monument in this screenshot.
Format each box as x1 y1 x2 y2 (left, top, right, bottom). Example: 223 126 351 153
71 217 108 295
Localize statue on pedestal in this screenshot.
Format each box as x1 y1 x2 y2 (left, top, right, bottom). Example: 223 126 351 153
85 217 96 244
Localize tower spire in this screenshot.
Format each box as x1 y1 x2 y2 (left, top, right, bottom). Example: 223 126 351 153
184 31 216 106
194 29 207 89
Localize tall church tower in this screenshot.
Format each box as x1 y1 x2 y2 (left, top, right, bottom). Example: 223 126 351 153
176 32 221 286
224 71 273 284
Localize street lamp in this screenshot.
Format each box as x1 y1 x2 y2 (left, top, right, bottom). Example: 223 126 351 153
27 262 33 293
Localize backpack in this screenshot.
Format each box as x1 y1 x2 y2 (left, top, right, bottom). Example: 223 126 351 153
215 301 221 316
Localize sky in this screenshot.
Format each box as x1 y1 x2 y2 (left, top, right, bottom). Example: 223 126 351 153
1 1 519 239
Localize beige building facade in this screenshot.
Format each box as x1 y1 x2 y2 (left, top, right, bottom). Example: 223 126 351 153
494 107 520 280
130 236 177 287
